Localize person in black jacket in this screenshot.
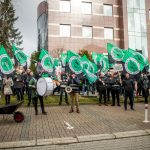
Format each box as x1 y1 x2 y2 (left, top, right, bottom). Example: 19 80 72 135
59 74 69 106
122 73 135 110
141 74 149 104
96 74 108 106
110 72 121 106
105 72 112 102
67 74 80 113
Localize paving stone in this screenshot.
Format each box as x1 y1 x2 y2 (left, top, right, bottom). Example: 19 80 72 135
77 134 115 142
113 130 148 138
0 103 150 144
37 137 77 146
0 140 36 149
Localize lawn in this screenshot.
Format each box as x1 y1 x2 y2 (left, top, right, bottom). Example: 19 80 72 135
0 92 145 106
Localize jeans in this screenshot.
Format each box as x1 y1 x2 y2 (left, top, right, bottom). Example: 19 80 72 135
15 88 24 101
28 88 32 106
32 96 45 113
111 89 120 106
124 91 134 110
99 89 107 104
59 89 68 105
5 95 10 105
70 92 79 110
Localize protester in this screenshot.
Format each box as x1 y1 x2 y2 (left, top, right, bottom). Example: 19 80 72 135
3 75 13 105
110 72 121 106
96 73 108 106
105 71 112 102
13 69 24 101
141 74 149 104
27 71 33 106
67 74 80 113
59 74 69 106
122 73 135 111
29 73 47 115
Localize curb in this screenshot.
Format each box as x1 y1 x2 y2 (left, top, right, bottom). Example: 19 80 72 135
0 129 150 149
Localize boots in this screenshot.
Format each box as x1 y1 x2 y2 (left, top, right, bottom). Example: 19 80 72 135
76 108 80 113
69 108 74 113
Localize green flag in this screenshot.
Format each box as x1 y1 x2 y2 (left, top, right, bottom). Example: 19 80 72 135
53 58 59 68
60 53 67 67
100 55 109 74
81 55 98 73
122 49 141 75
0 45 14 74
39 49 53 72
107 43 126 65
66 50 83 75
128 48 148 67
12 44 28 66
83 69 97 84
92 52 98 65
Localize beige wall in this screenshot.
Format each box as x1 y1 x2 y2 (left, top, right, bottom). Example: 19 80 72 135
47 0 150 61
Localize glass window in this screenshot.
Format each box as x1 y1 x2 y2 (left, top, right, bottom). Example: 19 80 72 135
129 35 135 49
103 5 113 16
139 0 145 9
60 24 71 37
134 12 141 32
141 36 148 56
133 0 140 9
104 28 113 40
82 2 92 14
127 0 134 8
140 13 147 33
60 0 70 12
128 13 134 32
135 36 142 50
82 26 92 38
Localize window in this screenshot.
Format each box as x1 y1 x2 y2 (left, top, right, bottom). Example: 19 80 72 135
103 4 113 16
104 28 114 40
60 24 71 37
149 10 150 20
60 0 70 12
82 2 92 14
82 26 92 38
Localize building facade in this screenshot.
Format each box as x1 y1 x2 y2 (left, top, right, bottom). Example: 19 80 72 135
45 0 150 60
37 1 48 50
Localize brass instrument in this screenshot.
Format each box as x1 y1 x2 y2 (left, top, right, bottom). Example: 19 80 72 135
65 86 72 93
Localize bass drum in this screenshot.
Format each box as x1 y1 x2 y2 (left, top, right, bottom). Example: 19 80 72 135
37 78 56 96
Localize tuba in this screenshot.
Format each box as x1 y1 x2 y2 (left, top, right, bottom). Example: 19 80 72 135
65 86 72 93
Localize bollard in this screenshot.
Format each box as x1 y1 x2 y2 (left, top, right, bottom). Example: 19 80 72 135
143 104 150 123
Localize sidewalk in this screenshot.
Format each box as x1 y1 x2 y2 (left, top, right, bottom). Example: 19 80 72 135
0 103 150 147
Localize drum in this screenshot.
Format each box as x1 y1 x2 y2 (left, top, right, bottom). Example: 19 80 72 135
37 78 56 96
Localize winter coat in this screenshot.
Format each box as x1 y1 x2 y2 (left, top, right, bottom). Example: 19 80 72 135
3 78 13 95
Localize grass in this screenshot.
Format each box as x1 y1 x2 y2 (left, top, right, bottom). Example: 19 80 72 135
0 92 145 107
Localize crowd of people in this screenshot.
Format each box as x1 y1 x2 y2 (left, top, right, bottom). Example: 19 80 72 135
0 66 150 115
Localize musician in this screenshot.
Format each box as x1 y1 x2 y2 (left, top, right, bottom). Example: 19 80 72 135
29 73 47 115
59 74 69 106
110 72 121 106
96 73 108 106
67 74 80 113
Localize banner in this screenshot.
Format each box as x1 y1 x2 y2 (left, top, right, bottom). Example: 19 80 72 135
0 45 14 74
107 43 126 65
39 49 53 72
12 44 28 66
66 50 83 75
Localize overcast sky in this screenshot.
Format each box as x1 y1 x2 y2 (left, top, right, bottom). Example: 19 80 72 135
13 0 43 56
